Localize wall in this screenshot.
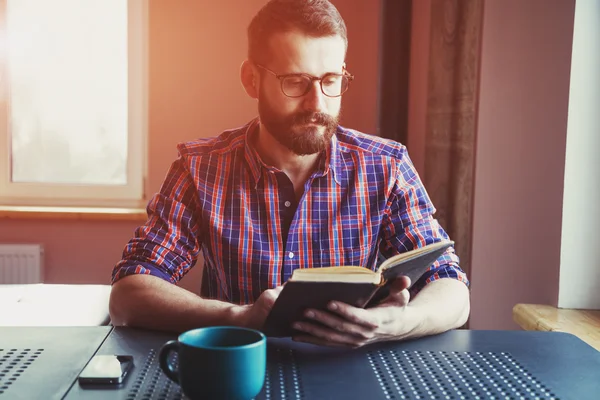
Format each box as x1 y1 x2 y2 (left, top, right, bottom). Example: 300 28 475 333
558 0 600 309
0 0 381 293
469 0 575 329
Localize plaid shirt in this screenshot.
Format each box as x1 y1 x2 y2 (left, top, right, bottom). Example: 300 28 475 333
112 118 468 304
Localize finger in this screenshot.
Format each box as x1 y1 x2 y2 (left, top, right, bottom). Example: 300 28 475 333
292 321 364 347
262 286 284 302
303 309 376 340
380 290 410 308
268 286 284 304
384 288 410 305
383 277 411 305
325 302 380 329
274 285 285 293
391 276 411 291
260 292 278 308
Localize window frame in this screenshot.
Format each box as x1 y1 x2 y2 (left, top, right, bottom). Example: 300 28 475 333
0 0 148 208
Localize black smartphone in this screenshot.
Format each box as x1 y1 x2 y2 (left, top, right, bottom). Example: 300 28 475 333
78 355 134 385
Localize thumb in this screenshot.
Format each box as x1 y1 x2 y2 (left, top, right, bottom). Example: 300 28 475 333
383 276 411 306
392 276 411 291
262 286 283 308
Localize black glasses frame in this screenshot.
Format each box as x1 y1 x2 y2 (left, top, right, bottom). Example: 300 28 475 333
255 63 355 98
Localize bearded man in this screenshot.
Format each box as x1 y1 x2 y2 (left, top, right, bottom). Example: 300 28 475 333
109 0 470 348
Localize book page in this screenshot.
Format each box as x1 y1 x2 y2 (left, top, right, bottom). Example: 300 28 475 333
290 266 379 283
378 240 453 272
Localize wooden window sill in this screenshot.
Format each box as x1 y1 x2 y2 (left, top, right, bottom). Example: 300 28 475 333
0 206 148 222
513 303 600 352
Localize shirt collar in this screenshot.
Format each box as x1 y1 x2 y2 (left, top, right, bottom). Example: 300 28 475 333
243 120 343 187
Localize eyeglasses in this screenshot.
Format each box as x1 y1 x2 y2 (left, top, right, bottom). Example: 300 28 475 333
255 63 354 98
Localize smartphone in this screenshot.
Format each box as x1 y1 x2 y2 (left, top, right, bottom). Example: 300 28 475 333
78 355 134 385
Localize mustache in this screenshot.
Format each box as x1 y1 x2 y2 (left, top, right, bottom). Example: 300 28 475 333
291 111 337 127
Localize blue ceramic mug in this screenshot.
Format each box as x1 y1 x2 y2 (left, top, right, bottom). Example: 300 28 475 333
159 326 266 400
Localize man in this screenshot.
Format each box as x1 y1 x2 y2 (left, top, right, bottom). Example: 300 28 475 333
110 0 470 348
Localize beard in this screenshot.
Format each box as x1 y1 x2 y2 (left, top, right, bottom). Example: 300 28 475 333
258 91 340 156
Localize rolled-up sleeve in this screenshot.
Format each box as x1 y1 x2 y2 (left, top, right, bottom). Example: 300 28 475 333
111 155 202 285
379 148 469 296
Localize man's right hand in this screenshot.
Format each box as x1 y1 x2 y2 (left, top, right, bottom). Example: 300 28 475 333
110 274 285 334
238 286 284 330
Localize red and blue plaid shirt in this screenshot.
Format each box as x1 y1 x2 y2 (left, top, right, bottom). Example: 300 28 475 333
112 118 468 304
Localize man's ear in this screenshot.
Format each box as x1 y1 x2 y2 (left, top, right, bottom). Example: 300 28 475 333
240 60 258 99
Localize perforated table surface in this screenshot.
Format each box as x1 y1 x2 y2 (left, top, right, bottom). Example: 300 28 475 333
62 328 600 400
0 326 112 400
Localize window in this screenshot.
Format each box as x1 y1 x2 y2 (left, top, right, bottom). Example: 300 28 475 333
0 0 147 208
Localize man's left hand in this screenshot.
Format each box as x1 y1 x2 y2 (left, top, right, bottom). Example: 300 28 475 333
291 276 420 348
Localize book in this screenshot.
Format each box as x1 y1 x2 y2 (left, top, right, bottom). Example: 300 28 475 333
262 240 454 337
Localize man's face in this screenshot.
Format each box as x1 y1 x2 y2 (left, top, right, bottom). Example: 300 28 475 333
257 31 346 156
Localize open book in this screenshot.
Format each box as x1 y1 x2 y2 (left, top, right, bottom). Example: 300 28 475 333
262 240 454 337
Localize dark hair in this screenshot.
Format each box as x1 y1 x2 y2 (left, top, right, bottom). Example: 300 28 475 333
248 0 348 63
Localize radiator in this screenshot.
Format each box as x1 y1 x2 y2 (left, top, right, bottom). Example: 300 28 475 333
0 244 44 284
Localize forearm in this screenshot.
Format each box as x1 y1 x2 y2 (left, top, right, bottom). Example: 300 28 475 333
402 278 470 338
109 274 248 333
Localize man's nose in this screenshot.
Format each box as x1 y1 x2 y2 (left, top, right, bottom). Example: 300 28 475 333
302 81 327 113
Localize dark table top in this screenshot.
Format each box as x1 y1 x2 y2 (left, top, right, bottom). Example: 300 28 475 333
2 327 600 400
0 326 112 400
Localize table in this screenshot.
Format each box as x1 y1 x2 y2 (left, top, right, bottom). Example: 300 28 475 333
0 327 112 400
2 327 600 399
513 303 600 351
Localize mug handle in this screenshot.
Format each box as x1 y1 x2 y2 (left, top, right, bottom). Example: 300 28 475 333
158 340 180 384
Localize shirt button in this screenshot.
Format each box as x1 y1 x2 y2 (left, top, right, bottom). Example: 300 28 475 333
288 252 294 259
284 201 291 207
